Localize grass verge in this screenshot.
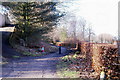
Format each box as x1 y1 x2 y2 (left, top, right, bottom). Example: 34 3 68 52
56 51 98 79
56 54 80 78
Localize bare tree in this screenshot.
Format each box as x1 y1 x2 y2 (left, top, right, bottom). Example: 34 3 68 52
87 24 96 42
78 18 86 41
69 20 77 42
97 33 114 43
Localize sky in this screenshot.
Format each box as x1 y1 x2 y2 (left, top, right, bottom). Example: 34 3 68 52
0 5 9 15
0 1 119 37
58 0 119 37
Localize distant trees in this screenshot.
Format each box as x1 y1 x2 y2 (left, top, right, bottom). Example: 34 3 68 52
47 27 68 43
2 2 64 45
77 18 86 41
47 14 96 43
59 28 68 42
97 33 114 43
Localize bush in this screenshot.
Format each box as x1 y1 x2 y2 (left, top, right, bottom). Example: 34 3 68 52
75 51 80 54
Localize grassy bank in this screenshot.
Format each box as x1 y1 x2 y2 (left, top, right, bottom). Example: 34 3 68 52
57 60 79 78
56 51 98 79
56 53 80 78
12 44 58 57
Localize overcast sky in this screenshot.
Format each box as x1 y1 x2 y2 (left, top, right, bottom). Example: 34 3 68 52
0 0 119 37
58 0 119 37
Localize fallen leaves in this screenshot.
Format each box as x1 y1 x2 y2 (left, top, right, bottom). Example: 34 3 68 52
59 53 98 79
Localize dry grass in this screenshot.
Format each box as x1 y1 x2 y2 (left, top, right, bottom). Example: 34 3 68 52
13 41 58 57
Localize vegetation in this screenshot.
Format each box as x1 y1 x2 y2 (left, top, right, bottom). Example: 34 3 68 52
12 56 20 58
57 42 119 79
57 54 80 78
22 52 43 56
57 53 82 78
2 2 64 45
57 50 101 79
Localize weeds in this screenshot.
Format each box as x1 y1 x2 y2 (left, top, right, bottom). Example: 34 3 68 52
12 56 20 58
57 53 80 78
57 60 79 78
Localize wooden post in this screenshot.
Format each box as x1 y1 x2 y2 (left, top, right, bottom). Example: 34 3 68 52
59 43 61 54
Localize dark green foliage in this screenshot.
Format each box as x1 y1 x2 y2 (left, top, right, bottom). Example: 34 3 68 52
2 2 63 44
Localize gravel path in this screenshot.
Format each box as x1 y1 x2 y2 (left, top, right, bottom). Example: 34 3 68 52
2 47 67 78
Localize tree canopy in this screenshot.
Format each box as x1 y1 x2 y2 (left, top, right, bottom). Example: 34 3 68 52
2 2 64 45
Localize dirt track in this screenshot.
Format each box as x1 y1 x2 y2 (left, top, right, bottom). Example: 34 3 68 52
1 26 68 78
2 47 67 78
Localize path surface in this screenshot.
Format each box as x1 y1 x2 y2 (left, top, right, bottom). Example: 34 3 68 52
1 26 68 78
2 48 67 78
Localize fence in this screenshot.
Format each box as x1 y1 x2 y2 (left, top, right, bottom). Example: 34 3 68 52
56 42 76 48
